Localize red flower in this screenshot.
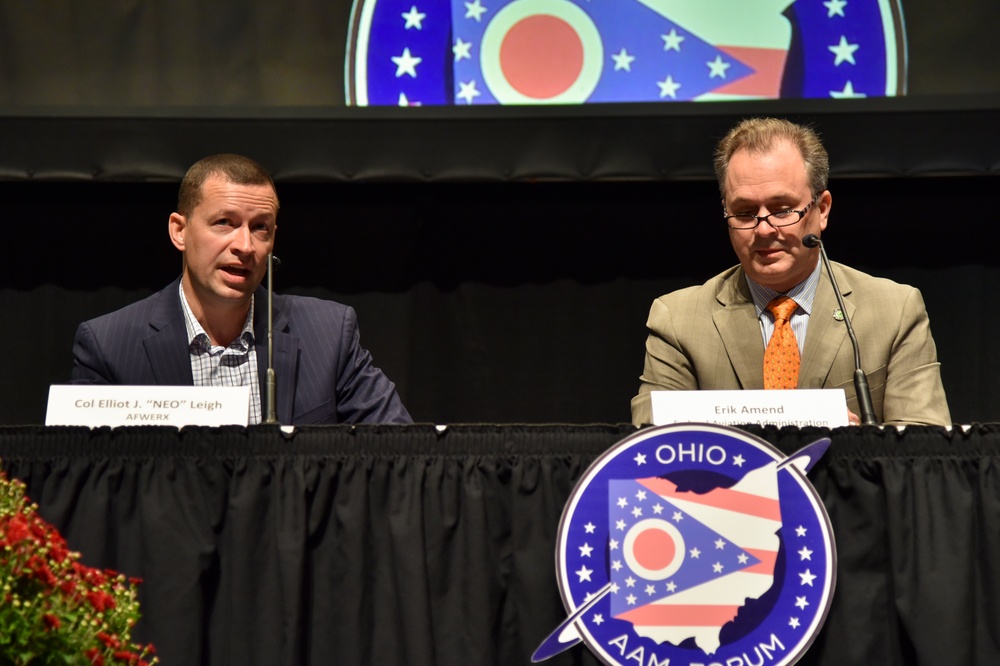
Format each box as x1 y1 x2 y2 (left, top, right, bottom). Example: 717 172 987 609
49 542 71 563
87 589 117 612
2 470 158 664
86 568 109 587
27 554 59 586
3 514 30 544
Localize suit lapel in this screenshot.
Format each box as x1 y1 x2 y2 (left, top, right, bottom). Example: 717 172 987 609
254 290 299 424
143 282 194 386
713 269 766 389
801 262 852 386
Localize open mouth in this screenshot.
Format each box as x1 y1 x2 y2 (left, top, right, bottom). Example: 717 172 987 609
221 266 251 278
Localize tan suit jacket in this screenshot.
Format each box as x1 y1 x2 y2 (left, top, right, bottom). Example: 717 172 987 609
631 262 951 426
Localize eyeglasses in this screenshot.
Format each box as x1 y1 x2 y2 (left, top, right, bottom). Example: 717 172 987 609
724 197 818 230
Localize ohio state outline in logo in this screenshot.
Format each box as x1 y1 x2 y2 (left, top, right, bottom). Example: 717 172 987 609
533 423 836 666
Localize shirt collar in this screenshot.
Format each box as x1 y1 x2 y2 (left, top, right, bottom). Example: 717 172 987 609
746 259 822 318
179 282 255 352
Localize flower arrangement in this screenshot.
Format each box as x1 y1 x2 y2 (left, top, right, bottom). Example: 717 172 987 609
1 467 157 666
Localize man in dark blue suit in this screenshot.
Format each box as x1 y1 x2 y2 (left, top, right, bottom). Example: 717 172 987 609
71 154 411 425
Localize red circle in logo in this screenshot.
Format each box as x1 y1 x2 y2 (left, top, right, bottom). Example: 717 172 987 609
632 527 676 572
499 15 583 99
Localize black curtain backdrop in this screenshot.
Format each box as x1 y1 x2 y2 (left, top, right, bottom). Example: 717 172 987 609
2 176 998 425
2 424 1000 665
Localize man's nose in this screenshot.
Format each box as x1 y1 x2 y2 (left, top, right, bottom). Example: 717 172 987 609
232 225 254 253
754 215 779 236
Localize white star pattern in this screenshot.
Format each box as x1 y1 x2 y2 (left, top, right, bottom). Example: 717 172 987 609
634 452 647 465
795 596 810 610
456 80 480 104
612 560 623 571
584 522 596 534
652 504 664 515
401 6 426 29
645 584 657 596
830 81 866 98
617 497 628 508
576 565 593 582
612 48 635 72
666 581 677 592
689 547 701 558
592 613 604 625
829 35 859 66
616 519 626 531
738 553 749 564
610 582 620 594
713 562 724 573
824 0 847 17
579 543 594 558
453 38 472 62
657 75 681 99
672 511 683 522
635 490 647 501
661 29 684 52
392 48 422 78
799 569 817 586
789 617 801 628
714 538 726 550
626 594 637 606
707 55 731 79
732 454 745 467
609 539 619 550
625 576 636 588
798 546 813 561
631 507 643 518
796 526 807 537
464 0 487 22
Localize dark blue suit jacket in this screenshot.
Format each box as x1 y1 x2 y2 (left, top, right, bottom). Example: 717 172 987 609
70 278 412 425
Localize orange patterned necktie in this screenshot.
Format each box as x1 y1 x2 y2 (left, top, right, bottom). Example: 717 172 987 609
763 295 800 390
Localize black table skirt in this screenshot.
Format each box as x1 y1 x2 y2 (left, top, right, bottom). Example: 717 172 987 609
2 424 999 666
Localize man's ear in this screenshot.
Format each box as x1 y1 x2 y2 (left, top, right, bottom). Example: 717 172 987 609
816 190 832 232
168 212 186 251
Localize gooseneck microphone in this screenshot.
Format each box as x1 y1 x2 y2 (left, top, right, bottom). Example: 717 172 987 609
803 234 878 425
263 253 280 425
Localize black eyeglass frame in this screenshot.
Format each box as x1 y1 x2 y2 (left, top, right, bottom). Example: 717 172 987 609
723 196 819 230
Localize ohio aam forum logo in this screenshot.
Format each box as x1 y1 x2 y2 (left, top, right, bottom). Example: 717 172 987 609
533 424 836 666
345 0 905 105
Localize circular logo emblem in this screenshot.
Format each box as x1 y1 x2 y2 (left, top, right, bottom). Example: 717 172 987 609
537 424 836 666
346 0 905 105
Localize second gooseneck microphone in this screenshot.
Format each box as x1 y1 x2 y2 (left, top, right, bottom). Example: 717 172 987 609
263 253 280 425
802 234 878 425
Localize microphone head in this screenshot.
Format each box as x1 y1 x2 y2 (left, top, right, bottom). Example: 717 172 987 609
269 254 282 269
802 234 821 248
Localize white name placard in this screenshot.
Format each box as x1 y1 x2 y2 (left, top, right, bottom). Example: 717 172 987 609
650 389 849 428
45 385 251 427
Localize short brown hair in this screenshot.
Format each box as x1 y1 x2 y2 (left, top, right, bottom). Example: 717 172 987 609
177 154 278 216
714 118 829 200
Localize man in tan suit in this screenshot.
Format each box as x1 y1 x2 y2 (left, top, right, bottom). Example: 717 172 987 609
631 118 950 427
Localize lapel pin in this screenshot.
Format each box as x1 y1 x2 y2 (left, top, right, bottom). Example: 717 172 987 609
833 309 845 321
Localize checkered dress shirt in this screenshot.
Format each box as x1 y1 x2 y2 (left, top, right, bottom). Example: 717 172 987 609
179 284 261 424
